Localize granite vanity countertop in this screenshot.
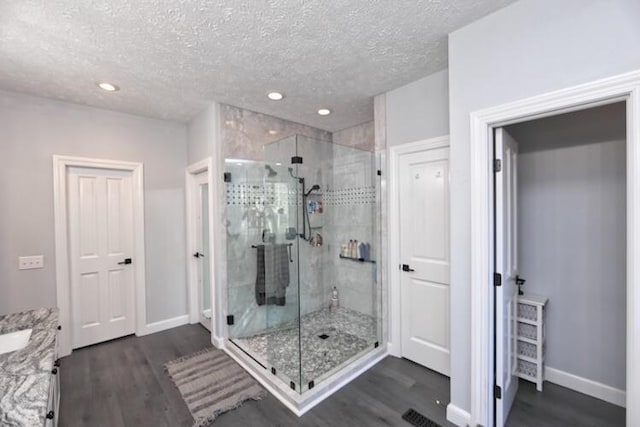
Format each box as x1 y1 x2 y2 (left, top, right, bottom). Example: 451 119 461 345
0 308 59 427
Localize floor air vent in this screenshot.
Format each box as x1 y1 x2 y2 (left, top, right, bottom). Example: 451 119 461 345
402 409 441 427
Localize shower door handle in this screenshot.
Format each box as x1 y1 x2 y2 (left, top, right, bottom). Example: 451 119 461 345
401 264 415 272
193 252 204 258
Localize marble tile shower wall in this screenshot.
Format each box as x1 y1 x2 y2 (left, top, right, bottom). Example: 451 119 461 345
332 121 374 152
221 104 331 161
225 162 301 337
221 105 379 338
269 137 335 316
327 122 378 320
221 105 331 337
325 146 378 318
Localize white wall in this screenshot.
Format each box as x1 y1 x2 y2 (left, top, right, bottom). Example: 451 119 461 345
448 0 640 412
508 103 626 390
385 69 449 146
188 103 218 164
0 90 189 323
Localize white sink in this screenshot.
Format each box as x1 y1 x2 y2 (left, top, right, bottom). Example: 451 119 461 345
0 328 32 355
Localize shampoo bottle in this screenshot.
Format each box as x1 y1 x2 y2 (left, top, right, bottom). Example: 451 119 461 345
331 286 339 312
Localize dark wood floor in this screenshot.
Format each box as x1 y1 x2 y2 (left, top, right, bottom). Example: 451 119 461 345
59 324 452 427
59 324 625 427
507 379 625 426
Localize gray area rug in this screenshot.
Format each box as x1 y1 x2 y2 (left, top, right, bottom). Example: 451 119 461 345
165 347 267 426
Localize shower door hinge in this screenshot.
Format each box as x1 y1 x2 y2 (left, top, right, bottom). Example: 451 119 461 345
226 315 234 325
308 381 315 390
494 273 502 287
494 159 502 173
494 385 502 399
223 172 232 182
291 156 303 164
377 169 382 176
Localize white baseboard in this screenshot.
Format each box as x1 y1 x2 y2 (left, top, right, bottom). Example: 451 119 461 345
387 341 402 357
212 334 225 348
545 367 626 408
141 314 189 336
446 403 471 426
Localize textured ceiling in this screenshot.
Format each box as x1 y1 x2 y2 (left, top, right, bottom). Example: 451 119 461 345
0 0 516 131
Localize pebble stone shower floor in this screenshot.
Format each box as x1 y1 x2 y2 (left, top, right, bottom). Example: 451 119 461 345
232 307 379 388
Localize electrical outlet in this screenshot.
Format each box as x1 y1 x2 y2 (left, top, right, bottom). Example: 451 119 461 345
18 255 44 270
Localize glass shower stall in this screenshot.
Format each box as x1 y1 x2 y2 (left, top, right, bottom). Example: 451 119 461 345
224 135 382 394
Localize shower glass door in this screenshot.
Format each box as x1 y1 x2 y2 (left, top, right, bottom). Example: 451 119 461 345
225 158 302 389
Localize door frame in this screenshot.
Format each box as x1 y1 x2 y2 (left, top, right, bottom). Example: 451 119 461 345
185 158 215 329
388 135 450 357
469 70 640 426
53 155 146 357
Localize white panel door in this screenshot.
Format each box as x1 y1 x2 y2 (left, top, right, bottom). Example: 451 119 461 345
68 167 135 348
495 128 520 426
399 147 450 376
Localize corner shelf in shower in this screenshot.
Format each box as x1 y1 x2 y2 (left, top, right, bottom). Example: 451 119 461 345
339 255 376 264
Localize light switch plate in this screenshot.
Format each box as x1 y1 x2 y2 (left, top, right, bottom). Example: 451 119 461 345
19 255 44 270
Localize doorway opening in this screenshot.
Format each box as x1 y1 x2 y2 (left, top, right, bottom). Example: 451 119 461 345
468 70 640 427
186 158 215 332
495 103 626 426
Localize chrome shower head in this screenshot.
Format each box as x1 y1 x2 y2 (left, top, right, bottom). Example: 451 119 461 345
304 185 321 197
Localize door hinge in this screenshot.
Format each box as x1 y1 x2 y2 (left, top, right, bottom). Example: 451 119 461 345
377 169 382 176
226 315 234 325
494 159 502 173
223 172 232 182
494 272 502 287
495 385 502 399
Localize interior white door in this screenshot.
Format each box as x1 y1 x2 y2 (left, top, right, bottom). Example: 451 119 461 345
399 146 450 376
194 172 212 330
495 127 520 426
68 167 135 348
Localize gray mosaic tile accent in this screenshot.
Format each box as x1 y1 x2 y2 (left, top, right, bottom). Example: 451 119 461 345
225 183 376 206
324 187 377 205
225 183 298 206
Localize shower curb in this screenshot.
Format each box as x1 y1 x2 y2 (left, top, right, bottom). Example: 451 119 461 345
223 339 388 416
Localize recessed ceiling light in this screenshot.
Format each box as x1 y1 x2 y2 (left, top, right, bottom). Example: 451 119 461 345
268 129 278 135
317 108 331 116
267 92 284 101
97 82 119 92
